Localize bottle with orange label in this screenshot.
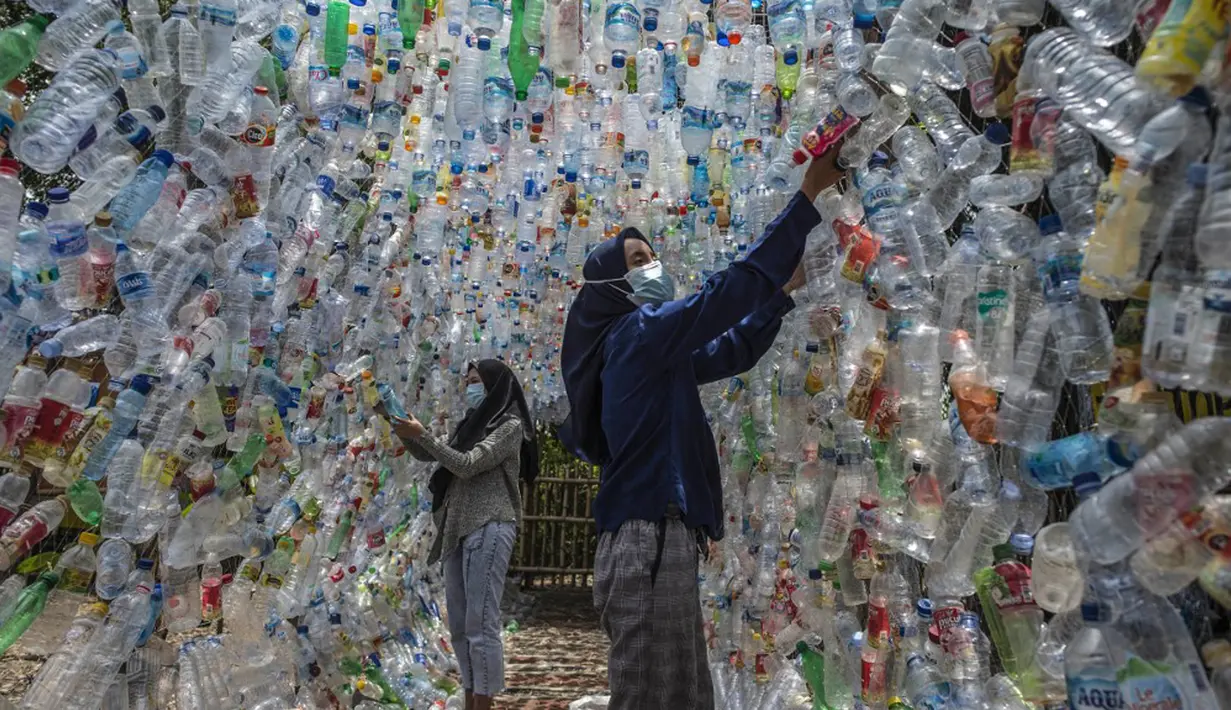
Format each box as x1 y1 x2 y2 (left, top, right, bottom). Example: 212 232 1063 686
948 329 998 444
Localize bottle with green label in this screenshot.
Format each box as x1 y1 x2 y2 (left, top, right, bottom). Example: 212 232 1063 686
1105 591 1218 710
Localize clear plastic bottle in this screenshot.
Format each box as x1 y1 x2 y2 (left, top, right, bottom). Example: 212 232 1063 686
1141 164 1208 389
35 0 122 71
604 1 642 68
54 531 99 595
1033 215 1113 385
815 418 866 562
13 49 121 174
1071 417 1231 565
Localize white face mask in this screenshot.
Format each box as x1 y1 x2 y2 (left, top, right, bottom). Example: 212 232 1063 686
587 260 676 306
465 383 486 409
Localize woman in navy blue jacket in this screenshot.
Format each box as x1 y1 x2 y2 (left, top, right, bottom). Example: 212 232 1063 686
560 150 846 709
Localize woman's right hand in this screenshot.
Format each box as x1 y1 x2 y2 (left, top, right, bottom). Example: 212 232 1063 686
801 143 847 201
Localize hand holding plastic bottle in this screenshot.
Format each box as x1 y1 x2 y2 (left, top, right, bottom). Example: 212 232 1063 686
801 141 848 201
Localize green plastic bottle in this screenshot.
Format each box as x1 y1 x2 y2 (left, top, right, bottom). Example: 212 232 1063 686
0 571 58 654
67 478 104 526
0 15 50 87
398 0 426 48
521 0 547 54
776 50 801 100
324 0 352 73
507 0 539 101
797 641 830 710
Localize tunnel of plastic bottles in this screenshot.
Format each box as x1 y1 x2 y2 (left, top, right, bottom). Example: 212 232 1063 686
0 0 1229 706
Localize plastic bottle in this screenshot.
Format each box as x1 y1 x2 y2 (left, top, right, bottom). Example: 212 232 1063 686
1140 164 1208 389
0 498 67 572
13 49 121 174
839 95 910 167
1070 417 1231 565
815 418 865 562
0 15 49 87
604 1 641 68
0 474 29 531
35 0 122 72
0 571 59 654
1024 28 1168 155
1136 0 1228 96
1033 215 1113 385
55 531 99 595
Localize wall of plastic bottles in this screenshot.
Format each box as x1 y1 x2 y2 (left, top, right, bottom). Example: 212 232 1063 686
1 0 1231 706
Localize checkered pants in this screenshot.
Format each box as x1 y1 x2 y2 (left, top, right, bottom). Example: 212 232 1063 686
593 508 715 710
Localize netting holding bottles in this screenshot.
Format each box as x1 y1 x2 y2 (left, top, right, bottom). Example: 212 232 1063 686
0 0 1230 706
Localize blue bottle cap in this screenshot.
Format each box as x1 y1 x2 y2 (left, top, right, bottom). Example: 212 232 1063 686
1010 533 1034 556
916 598 932 617
147 105 166 122
38 339 63 359
1038 214 1062 234
477 35 491 51
1188 163 1209 185
129 374 153 395
152 149 175 167
24 202 47 219
853 14 875 28
644 15 658 30
137 558 154 570
305 2 320 14
47 187 70 203
1000 479 1021 501
783 47 799 65
611 52 626 68
984 122 1010 145
868 150 890 169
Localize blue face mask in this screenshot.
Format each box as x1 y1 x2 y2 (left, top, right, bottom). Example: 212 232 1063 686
465 383 486 409
623 260 676 306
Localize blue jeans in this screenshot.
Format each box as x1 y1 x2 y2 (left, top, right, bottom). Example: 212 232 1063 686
444 521 516 696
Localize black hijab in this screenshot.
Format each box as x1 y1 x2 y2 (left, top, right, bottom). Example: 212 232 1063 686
559 228 651 465
428 359 539 512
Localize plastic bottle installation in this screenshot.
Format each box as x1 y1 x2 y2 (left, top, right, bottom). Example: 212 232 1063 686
0 0 1228 708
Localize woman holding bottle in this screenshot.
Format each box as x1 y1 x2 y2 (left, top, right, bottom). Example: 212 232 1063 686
382 359 539 710
559 149 846 709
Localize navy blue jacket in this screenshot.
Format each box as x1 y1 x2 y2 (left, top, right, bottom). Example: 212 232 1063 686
593 191 822 540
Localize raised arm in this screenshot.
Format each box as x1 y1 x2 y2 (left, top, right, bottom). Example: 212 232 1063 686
692 290 797 385
633 191 821 364
410 418 523 480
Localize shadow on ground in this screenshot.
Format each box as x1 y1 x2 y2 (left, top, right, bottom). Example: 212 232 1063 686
499 587 610 710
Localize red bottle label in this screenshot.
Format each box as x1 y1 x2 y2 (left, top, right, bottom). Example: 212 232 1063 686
200 575 222 620
989 560 1037 612
866 600 890 649
1 402 40 463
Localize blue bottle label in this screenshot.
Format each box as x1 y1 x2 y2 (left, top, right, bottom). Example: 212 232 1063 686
49 222 88 259
117 271 154 300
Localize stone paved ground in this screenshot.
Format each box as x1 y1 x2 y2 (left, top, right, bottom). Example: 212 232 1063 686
0 587 611 709
499 587 610 710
